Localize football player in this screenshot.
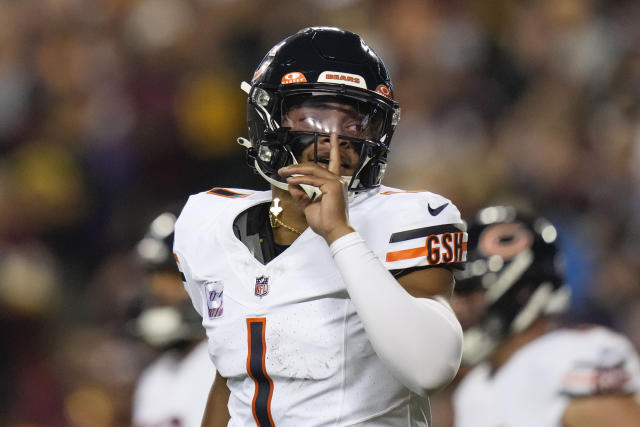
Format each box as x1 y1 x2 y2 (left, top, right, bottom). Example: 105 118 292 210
452 205 640 427
130 212 216 427
173 27 465 426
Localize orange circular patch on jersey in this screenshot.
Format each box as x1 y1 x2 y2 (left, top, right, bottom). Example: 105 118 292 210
281 72 307 84
376 84 391 98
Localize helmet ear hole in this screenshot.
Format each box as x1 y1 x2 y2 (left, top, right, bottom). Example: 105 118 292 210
254 134 293 177
258 145 273 162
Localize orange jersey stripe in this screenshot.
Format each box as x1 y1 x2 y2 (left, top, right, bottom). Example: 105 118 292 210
386 246 427 262
380 189 427 195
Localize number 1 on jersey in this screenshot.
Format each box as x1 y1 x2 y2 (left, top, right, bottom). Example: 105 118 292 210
246 318 275 427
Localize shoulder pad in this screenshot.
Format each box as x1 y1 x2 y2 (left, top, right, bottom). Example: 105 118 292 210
550 327 640 397
359 187 467 271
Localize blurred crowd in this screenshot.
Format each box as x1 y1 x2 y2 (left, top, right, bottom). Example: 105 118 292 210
1 0 639 425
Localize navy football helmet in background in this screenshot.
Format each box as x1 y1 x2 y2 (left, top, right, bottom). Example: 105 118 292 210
130 212 203 349
455 205 570 364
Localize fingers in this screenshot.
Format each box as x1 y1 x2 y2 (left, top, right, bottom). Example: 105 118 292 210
281 165 346 202
286 174 334 190
288 183 313 207
286 173 348 205
278 163 337 180
328 132 340 175
279 135 344 205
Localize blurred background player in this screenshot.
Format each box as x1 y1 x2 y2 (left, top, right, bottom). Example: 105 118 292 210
174 27 465 426
130 212 216 427
452 205 640 427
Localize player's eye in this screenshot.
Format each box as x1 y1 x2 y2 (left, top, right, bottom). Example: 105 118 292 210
343 120 364 136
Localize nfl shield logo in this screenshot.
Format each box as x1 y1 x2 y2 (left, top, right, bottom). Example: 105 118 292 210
255 275 269 297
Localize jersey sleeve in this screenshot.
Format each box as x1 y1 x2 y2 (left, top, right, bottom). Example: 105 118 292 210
557 327 640 398
370 191 467 273
173 194 207 318
173 249 205 318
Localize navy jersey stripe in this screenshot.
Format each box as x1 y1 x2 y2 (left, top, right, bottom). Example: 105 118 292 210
207 187 250 198
389 224 463 243
247 318 275 427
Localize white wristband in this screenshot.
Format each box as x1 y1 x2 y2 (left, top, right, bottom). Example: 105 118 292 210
330 232 463 395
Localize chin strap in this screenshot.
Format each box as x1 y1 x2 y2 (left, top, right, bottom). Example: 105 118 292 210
238 136 323 200
238 136 360 201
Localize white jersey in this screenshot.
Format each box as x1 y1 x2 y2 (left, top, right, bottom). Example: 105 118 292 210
173 185 466 427
453 326 640 427
132 340 216 427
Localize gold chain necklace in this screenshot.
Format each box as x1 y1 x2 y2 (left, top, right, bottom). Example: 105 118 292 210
269 211 303 235
269 197 303 235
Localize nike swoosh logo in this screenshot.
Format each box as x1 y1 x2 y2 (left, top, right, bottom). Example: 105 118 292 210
428 202 449 216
